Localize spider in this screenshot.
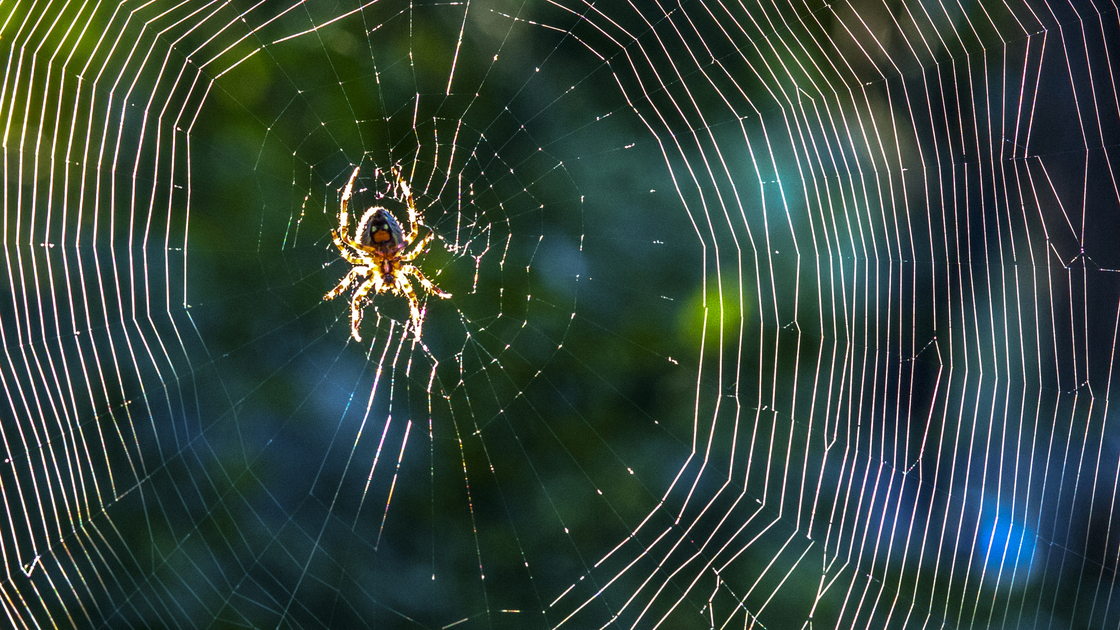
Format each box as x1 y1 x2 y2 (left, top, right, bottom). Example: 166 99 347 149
324 165 451 342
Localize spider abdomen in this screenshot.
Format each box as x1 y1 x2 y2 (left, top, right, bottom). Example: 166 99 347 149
357 207 407 256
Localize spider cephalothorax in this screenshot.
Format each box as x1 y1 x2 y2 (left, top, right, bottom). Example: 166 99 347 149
325 166 450 341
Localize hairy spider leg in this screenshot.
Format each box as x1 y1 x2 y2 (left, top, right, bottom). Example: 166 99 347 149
348 273 386 342
334 166 365 254
392 166 421 244
398 231 435 262
394 276 426 338
324 265 370 300
330 230 368 265
340 166 359 228
403 264 451 299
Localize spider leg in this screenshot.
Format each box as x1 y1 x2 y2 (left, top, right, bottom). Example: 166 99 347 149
403 264 451 299
398 231 435 262
348 273 384 342
334 166 369 254
396 276 426 339
339 166 360 236
393 165 421 244
324 265 370 300
331 231 368 265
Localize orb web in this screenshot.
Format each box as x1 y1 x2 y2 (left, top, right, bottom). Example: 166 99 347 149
1 1 1118 629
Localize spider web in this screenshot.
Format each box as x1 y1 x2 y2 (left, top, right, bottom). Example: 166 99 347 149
2 0 1119 628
